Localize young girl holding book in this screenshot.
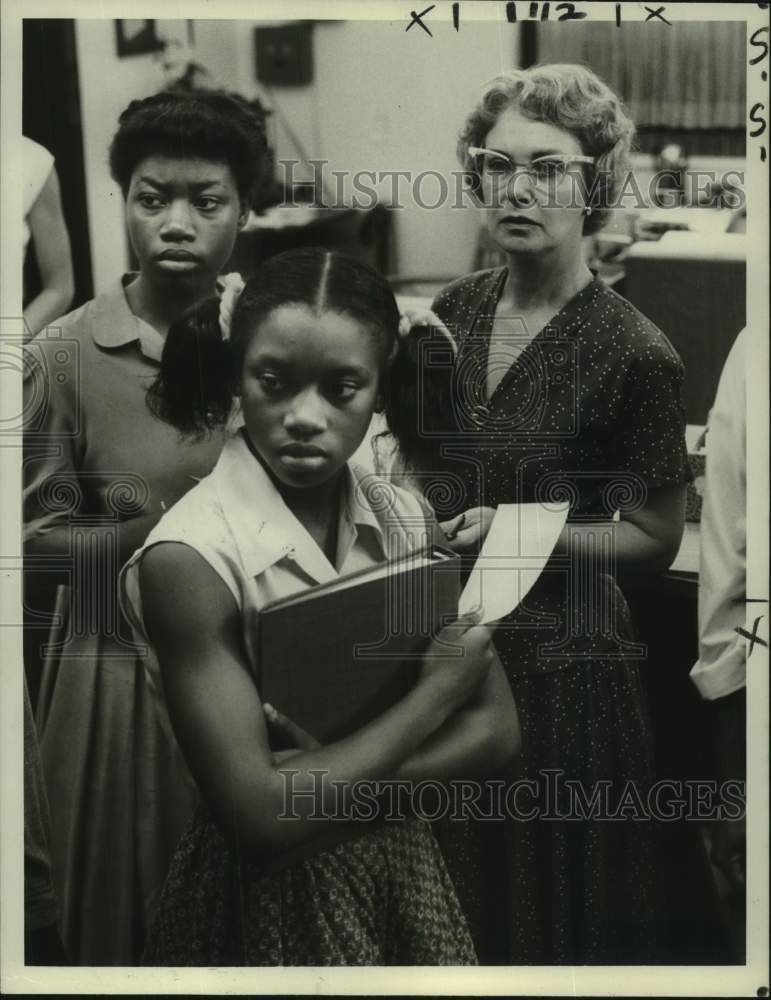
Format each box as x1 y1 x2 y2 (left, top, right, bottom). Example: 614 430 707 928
120 247 519 966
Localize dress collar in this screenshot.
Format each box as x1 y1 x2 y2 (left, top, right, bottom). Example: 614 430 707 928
90 274 165 362
483 267 602 333
210 430 386 585
90 273 226 363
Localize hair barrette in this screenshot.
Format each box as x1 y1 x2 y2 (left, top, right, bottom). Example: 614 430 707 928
218 272 246 342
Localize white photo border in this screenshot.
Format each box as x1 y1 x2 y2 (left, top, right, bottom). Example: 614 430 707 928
1 1 768 995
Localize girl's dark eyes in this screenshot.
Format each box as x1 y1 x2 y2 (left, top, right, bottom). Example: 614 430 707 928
329 382 359 402
254 373 360 401
257 372 284 392
136 194 222 211
137 194 164 209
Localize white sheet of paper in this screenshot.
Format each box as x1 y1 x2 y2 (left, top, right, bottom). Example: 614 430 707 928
457 503 569 624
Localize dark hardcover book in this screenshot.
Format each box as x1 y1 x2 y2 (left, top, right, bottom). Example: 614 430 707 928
258 546 461 743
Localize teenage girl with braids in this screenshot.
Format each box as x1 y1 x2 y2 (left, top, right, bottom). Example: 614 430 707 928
120 247 520 965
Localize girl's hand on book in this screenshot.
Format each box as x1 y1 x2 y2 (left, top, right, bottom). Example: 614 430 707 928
439 506 495 553
264 702 322 755
418 612 495 712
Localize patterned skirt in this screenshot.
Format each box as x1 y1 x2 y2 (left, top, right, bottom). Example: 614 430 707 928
144 809 478 966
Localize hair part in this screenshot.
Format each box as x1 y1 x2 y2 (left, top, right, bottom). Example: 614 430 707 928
458 63 636 234
109 89 268 204
147 248 402 438
313 251 333 315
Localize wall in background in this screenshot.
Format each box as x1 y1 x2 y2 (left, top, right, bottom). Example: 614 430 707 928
74 19 242 293
225 19 521 280
75 18 520 293
73 18 746 295
76 20 166 293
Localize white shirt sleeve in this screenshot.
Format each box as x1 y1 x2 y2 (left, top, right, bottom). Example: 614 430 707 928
22 136 55 250
690 328 747 700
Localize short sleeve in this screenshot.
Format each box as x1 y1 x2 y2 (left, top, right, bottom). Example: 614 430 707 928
119 522 243 713
609 345 693 487
430 269 502 344
22 137 55 218
430 283 464 356
121 528 242 647
431 284 455 326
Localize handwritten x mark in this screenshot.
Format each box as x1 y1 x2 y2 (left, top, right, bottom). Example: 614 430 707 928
734 616 768 657
645 5 671 24
406 4 436 36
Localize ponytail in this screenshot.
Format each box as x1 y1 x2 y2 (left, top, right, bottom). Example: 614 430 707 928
147 247 410 440
146 297 237 437
382 324 455 472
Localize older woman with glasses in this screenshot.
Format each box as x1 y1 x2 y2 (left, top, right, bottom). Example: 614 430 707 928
384 64 692 964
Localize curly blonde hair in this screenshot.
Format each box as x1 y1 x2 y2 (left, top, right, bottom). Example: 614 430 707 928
458 63 635 235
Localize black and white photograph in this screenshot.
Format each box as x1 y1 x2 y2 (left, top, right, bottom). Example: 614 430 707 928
1 1 768 995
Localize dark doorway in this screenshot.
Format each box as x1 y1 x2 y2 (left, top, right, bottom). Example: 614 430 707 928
23 19 94 710
23 18 93 310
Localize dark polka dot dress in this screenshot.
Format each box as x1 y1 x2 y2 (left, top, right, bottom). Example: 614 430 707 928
422 268 693 965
